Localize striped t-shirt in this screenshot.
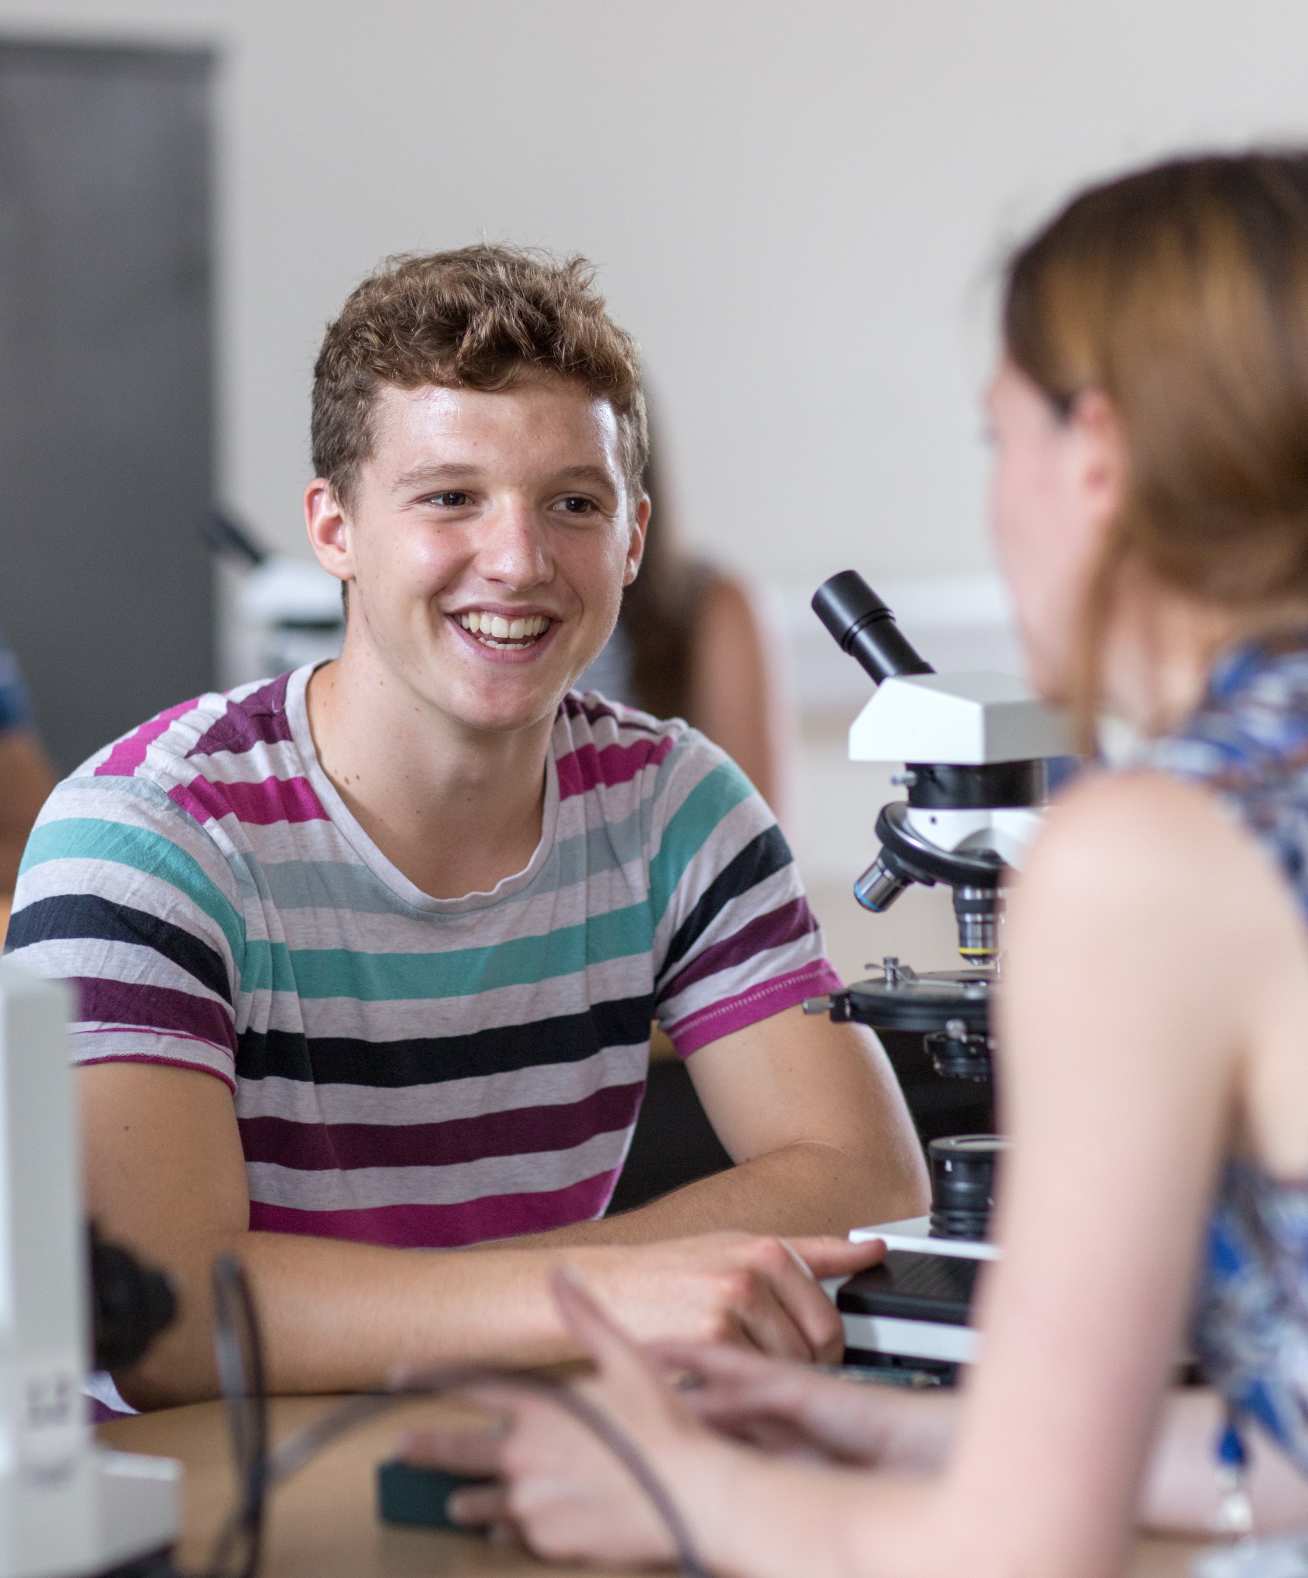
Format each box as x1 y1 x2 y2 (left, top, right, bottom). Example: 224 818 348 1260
6 666 840 1249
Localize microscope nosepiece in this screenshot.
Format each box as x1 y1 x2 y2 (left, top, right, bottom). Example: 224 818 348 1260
855 853 910 913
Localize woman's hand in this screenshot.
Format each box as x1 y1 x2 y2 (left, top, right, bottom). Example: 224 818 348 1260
402 1266 725 1568
653 1341 953 1470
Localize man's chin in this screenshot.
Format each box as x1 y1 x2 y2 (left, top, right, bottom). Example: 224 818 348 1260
445 690 565 740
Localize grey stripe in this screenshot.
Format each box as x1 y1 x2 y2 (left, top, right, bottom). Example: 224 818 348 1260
247 1129 626 1210
243 805 649 916
71 1030 234 1085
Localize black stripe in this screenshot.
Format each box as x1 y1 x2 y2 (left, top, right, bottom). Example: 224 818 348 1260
235 992 656 1087
660 825 794 976
5 895 231 1001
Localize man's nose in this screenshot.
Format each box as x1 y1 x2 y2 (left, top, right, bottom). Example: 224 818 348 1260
479 504 553 587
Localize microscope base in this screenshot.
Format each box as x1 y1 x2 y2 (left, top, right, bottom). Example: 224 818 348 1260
0 1448 179 1578
839 1216 997 1366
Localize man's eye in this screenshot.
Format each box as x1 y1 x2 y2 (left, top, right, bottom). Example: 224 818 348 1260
557 496 598 515
427 490 471 508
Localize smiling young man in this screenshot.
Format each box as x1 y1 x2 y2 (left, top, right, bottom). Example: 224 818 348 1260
5 247 925 1408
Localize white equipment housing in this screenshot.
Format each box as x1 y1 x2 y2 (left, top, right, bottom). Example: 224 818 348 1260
0 959 178 1578
848 671 1075 766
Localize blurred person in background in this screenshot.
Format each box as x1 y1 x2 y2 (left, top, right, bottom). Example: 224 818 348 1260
404 150 1308 1576
0 634 55 938
577 423 791 820
581 426 797 1212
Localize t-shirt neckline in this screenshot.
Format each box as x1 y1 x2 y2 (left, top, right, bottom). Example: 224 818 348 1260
283 663 561 915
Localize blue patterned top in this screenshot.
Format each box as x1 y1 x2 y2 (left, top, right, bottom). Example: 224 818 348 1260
1142 635 1308 1472
0 637 32 734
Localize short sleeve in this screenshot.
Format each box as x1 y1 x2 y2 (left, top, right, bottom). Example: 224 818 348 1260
4 773 243 1090
646 730 842 1057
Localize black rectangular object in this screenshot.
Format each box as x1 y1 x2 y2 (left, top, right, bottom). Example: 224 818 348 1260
837 1250 984 1327
376 1457 493 1533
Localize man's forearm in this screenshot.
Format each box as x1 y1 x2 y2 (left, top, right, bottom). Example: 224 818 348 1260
516 1140 927 1250
118 1227 618 1409
114 1142 921 1408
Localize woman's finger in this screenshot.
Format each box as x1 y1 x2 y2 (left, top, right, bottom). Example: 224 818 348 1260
446 1483 510 1528
399 1423 506 1477
551 1264 659 1392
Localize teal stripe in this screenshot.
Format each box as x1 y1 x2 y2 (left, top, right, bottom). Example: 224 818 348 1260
648 761 754 927
21 817 247 961
285 900 651 1000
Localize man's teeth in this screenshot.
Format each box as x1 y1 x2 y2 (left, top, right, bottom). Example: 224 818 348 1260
457 611 551 642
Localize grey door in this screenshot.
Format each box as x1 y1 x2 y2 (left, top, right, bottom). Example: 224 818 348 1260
0 39 215 772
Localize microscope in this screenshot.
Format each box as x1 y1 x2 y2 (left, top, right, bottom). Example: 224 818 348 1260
0 958 179 1578
808 572 1074 1368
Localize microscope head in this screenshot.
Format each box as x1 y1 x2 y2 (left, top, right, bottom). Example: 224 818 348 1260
813 571 1073 962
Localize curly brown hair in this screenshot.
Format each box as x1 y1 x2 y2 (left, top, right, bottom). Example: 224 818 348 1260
311 244 649 505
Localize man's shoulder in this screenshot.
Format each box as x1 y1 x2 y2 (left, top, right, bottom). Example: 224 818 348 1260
76 671 300 788
555 689 726 798
29 669 312 864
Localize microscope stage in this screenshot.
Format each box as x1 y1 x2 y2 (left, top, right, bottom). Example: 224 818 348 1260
837 1218 998 1366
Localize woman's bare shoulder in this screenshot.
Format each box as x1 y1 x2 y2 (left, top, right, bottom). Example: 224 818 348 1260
1020 766 1296 959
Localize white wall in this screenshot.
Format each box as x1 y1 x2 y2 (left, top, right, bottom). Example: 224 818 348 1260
5 0 1308 971
8 0 1308 587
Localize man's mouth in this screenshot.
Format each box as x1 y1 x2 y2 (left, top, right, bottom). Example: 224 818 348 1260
455 610 554 650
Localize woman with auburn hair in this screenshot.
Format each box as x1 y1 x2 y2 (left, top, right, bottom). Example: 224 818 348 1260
404 150 1308 1575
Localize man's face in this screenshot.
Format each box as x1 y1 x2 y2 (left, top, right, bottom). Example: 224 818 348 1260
310 375 646 738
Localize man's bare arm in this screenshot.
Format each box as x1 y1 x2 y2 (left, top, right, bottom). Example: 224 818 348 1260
82 1062 885 1409
519 1011 927 1249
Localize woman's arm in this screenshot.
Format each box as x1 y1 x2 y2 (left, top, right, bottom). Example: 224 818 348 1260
931 770 1275 1573
702 769 1280 1575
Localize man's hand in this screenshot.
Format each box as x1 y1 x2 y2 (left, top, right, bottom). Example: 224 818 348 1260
580 1231 884 1363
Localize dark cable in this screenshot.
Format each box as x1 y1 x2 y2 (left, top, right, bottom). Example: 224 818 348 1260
194 1256 712 1578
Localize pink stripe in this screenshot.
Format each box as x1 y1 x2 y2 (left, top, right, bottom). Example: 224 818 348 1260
248 1170 618 1249
87 1395 134 1423
77 1051 236 1093
73 976 237 1054
238 1080 643 1171
95 697 199 778
168 773 327 827
667 960 844 1058
556 735 675 800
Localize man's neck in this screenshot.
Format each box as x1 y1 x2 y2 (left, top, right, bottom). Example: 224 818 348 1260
304 653 556 900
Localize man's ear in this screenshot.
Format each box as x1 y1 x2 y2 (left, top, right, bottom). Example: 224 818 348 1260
304 478 354 587
623 494 651 586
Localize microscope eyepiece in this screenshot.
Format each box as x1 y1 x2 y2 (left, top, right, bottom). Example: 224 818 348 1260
811 570 934 685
